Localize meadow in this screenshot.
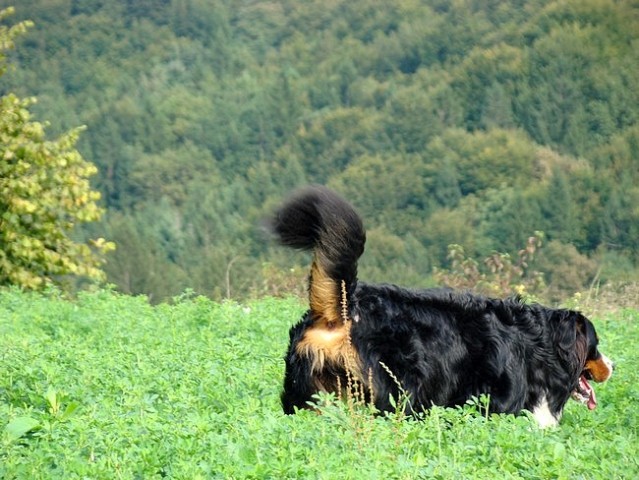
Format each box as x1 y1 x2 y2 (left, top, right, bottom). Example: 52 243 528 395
1 288 638 479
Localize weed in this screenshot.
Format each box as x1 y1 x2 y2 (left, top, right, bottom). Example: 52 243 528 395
434 234 545 299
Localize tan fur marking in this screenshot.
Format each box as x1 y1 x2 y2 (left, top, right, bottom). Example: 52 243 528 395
586 357 613 383
299 258 364 386
296 321 363 379
309 256 341 326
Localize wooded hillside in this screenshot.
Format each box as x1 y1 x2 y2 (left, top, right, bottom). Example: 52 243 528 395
2 0 638 301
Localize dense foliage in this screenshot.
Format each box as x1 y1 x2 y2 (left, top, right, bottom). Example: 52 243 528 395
1 0 638 301
0 8 113 289
1 290 637 478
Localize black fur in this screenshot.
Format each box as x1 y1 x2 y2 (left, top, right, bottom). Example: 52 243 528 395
270 186 612 425
270 185 365 298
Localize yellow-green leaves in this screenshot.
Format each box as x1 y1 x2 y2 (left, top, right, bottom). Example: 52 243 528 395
0 18 114 289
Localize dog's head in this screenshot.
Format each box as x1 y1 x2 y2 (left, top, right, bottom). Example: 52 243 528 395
554 310 613 410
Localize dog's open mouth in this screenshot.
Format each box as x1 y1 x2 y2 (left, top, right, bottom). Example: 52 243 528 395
571 374 597 410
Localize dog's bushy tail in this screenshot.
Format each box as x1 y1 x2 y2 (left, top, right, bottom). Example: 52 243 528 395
269 185 366 326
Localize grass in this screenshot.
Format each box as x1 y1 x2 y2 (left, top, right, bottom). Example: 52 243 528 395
1 288 638 479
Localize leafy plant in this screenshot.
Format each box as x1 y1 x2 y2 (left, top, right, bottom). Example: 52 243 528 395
434 233 545 298
1 290 636 478
0 8 114 290
4 416 40 442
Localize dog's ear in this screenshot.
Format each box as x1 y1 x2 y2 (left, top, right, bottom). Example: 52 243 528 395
552 310 578 353
552 310 594 371
573 312 598 363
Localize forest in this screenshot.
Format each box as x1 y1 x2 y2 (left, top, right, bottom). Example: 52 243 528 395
1 0 638 302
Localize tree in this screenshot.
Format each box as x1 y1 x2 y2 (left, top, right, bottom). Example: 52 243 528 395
535 240 597 302
540 168 580 245
0 8 114 289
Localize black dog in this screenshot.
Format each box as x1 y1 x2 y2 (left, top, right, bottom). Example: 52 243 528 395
269 186 613 427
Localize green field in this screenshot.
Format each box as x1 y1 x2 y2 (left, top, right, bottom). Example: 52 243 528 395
1 289 638 479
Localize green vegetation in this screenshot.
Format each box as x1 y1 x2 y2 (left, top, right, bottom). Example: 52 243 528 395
2 4 636 476
0 8 113 290
1 289 637 478
0 0 637 301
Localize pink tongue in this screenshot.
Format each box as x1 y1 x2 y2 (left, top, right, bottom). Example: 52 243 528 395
581 376 597 410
